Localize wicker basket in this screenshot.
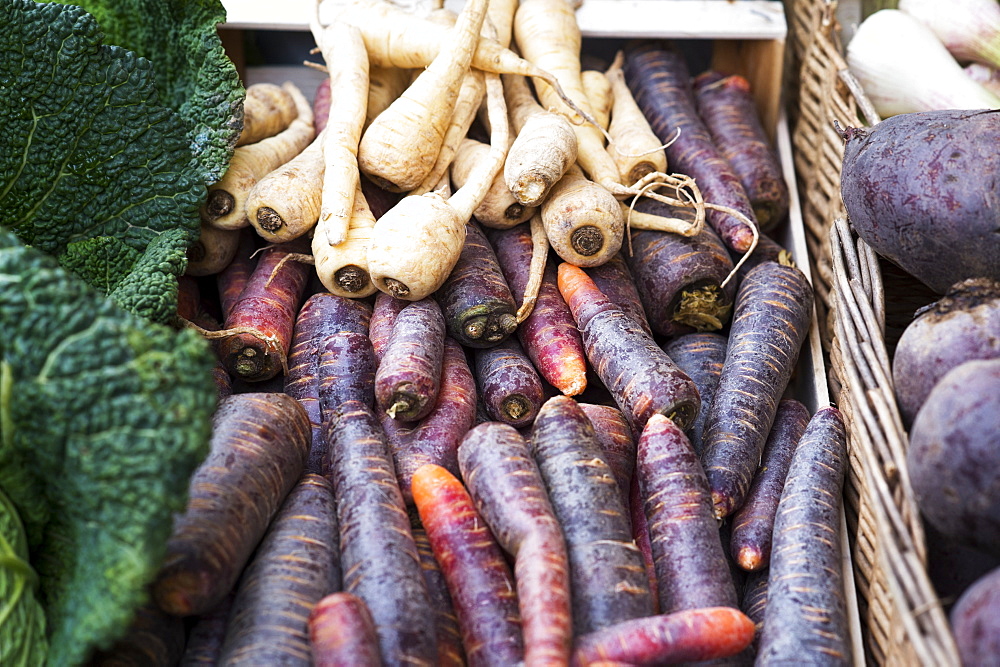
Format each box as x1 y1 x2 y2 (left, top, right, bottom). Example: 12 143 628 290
785 1 963 664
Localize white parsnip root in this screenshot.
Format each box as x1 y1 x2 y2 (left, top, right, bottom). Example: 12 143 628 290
605 51 669 187
313 181 379 298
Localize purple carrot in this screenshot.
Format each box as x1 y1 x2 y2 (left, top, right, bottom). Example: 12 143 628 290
584 252 653 338
217 474 341 666
701 260 814 519
412 464 525 667
730 399 811 572
413 526 466 667
530 396 654 634
285 293 374 474
217 228 258 320
623 40 759 254
309 593 382 667
382 337 477 505
638 414 740 615
375 298 446 421
473 337 545 428
490 223 588 396
742 567 769 653
629 468 660 614
458 422 573 666
694 71 789 231
756 407 850 665
180 594 235 666
662 332 729 457
324 400 438 666
578 403 636 515
369 292 408 365
88 603 186 667
437 221 518 348
624 221 736 338
558 263 702 436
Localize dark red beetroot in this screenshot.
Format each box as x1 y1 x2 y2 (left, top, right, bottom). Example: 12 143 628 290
951 565 1000 666
694 71 789 231
907 358 1000 558
892 278 1000 426
473 337 545 428
839 109 1000 294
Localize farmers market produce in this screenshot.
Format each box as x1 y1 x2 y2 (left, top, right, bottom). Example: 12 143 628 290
756 407 850 666
308 593 382 667
700 260 814 519
412 526 466 667
898 0 1000 70
661 332 728 456
907 358 1000 557
474 338 545 428
577 403 637 513
375 298 446 421
581 68 613 132
0 488 46 665
840 109 1000 293
540 164 626 267
585 252 654 338
950 564 1000 665
451 136 535 229
186 223 243 277
892 277 1000 425
604 52 669 187
237 82 298 147
846 10 1000 117
531 396 654 633
245 129 326 242
153 393 311 618
88 603 186 667
181 595 234 666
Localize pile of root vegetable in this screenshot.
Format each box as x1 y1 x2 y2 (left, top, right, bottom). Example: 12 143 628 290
98 0 856 665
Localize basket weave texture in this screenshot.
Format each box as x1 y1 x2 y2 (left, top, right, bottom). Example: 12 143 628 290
785 1 962 665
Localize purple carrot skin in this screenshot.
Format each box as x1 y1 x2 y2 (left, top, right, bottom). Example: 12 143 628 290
153 393 311 617
88 603 186 667
558 263 702 436
662 332 729 457
375 298 446 421
382 337 478 505
213 362 233 399
729 399 811 572
217 474 341 666
474 336 545 428
577 403 636 515
732 230 790 283
694 71 789 231
218 239 313 382
309 593 382 667
742 567 769 652
216 228 258 320
624 220 737 338
530 396 654 634
623 40 758 254
639 414 740 615
437 220 519 348
412 464 525 667
490 223 588 395
756 407 850 666
285 293 374 475
180 594 235 666
570 606 757 667
369 292 408 365
628 472 659 614
701 260 814 519
412 526 467 667
324 400 438 665
458 422 573 666
584 252 654 338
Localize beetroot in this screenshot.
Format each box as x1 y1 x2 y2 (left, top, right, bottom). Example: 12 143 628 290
951 565 1000 666
839 109 1000 293
892 277 1000 425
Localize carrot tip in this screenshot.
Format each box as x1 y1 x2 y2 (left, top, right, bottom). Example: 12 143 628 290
736 546 763 572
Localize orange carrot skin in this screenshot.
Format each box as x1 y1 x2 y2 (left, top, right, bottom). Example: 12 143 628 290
474 337 545 428
458 422 573 667
639 414 740 615
88 603 186 667
309 593 381 667
623 41 758 254
285 293 374 475
625 223 736 338
370 292 409 366
662 332 729 457
577 403 636 515
585 252 654 338
489 224 588 396
217 474 341 666
412 526 467 667
437 221 519 348
153 393 311 617
729 399 810 572
180 594 234 666
570 606 756 667
694 71 789 231
375 298 446 421
701 260 813 519
530 396 653 634
756 407 850 666
412 464 524 667
325 400 438 665
381 337 477 505
216 229 258 320
558 263 702 435
219 239 312 382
